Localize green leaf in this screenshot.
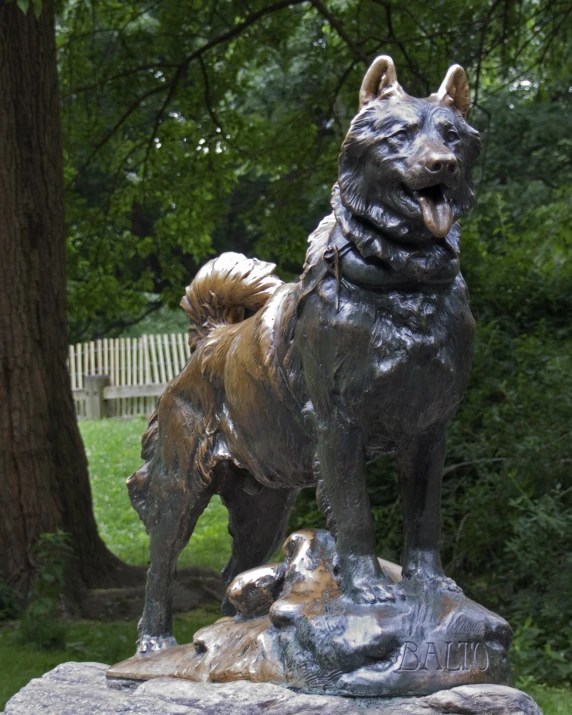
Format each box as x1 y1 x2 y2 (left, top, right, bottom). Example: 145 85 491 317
33 0 42 19
16 0 29 13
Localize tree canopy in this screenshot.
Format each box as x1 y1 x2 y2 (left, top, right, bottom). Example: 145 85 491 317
59 0 572 338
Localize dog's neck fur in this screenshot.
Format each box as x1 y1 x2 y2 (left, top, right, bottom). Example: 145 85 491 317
299 184 462 294
332 183 460 286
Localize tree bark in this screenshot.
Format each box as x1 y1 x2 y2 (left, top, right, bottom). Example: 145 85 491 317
0 0 135 599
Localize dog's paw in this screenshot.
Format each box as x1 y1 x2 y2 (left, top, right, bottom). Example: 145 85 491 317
338 555 397 604
137 633 178 656
388 581 407 600
433 575 462 593
347 579 395 604
403 569 463 594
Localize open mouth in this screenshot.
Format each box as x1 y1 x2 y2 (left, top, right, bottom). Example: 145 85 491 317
402 183 453 238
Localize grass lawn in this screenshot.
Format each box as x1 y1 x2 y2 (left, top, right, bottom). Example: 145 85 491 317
1 418 570 713
525 685 572 715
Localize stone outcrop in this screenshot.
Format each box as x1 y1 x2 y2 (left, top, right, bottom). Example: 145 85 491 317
3 661 543 714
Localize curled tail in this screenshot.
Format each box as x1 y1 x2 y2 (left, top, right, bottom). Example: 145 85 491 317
180 252 283 352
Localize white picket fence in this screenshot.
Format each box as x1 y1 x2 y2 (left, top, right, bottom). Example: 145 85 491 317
68 333 189 419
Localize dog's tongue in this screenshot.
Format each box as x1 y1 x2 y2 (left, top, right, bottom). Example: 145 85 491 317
416 191 453 238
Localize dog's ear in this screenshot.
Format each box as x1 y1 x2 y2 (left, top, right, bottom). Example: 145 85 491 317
436 65 470 118
359 55 402 109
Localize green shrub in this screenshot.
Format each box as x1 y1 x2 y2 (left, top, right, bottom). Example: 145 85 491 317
17 532 75 651
0 577 22 621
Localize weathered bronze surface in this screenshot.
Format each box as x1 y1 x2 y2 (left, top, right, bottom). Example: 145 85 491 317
111 56 513 695
108 530 511 695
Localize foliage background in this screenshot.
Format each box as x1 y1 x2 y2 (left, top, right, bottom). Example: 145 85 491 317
54 0 572 690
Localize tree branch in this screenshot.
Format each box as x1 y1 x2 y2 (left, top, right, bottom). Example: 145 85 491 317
71 0 309 183
473 0 505 107
371 0 428 90
100 300 165 339
310 0 369 66
442 457 507 477
68 83 171 189
62 63 180 99
198 54 225 134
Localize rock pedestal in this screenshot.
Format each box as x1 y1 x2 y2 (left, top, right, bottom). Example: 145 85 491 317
4 662 543 714
108 530 513 697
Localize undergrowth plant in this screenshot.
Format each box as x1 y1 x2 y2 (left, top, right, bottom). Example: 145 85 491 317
0 577 22 621
17 531 75 650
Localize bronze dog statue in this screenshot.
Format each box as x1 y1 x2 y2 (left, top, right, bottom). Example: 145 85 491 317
128 56 481 655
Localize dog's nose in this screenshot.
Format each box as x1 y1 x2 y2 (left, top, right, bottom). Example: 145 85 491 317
427 152 458 175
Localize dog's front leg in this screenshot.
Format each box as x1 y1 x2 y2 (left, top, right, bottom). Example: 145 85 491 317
396 425 460 592
316 407 394 604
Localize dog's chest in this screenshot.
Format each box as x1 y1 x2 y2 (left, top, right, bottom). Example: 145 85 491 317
369 285 466 370
303 273 475 449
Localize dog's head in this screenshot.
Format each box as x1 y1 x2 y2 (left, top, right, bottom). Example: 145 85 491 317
339 57 481 242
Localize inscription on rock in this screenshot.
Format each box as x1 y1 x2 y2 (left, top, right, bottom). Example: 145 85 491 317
397 640 490 672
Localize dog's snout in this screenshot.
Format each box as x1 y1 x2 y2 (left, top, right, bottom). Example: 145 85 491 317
427 151 458 175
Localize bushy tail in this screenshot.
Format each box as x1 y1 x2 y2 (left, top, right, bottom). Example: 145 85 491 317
180 252 283 352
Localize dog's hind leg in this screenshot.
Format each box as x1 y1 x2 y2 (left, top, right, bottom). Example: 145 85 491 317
217 462 299 615
136 472 215 655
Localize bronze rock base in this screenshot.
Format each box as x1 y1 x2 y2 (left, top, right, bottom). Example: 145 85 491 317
107 529 512 697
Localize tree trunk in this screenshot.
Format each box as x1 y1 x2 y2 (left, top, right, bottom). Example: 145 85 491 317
0 0 136 599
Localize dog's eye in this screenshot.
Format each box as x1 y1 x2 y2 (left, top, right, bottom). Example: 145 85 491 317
445 129 459 143
392 130 408 142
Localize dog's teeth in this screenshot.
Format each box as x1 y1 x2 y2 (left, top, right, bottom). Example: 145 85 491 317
416 192 453 238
